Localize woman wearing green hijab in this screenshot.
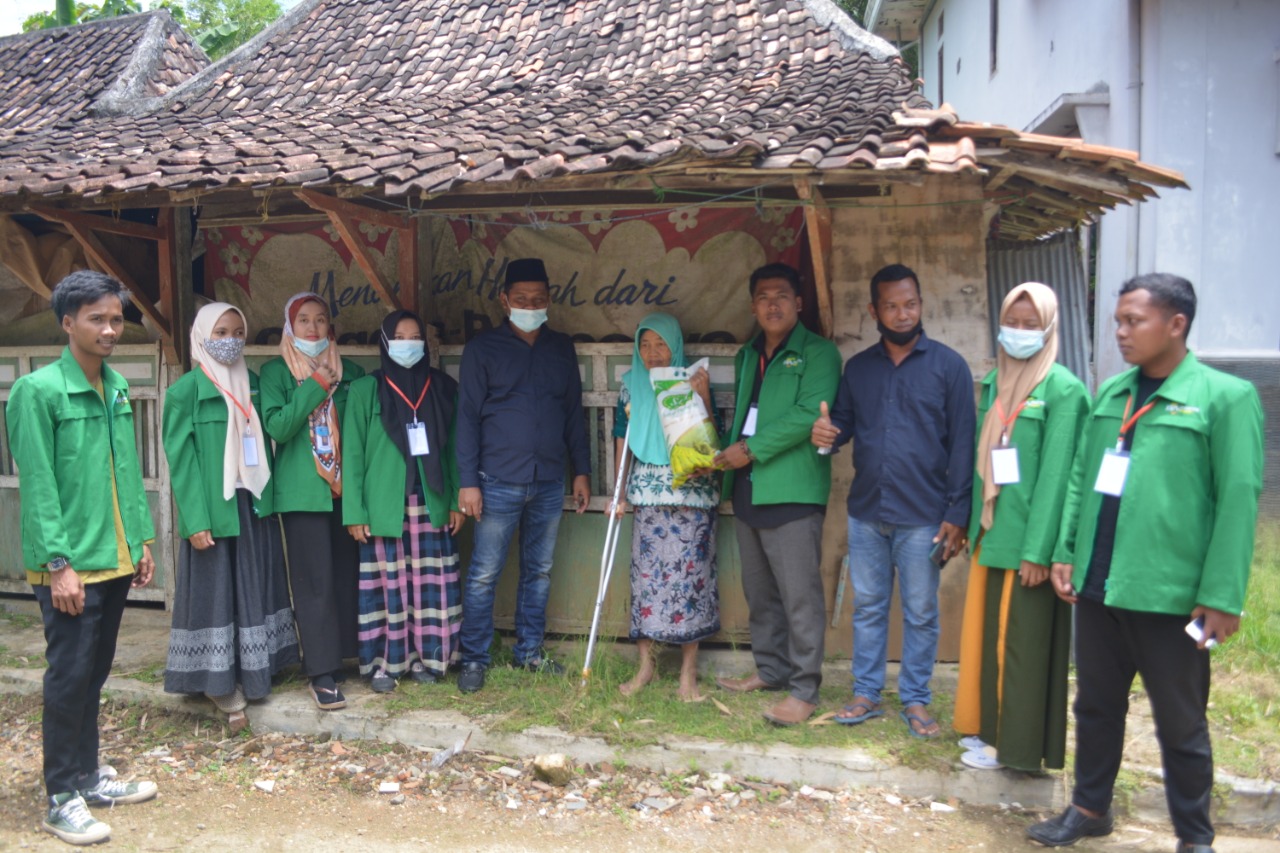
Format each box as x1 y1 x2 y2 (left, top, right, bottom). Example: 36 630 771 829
612 313 722 700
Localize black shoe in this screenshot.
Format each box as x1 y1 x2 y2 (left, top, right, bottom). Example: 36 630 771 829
1026 805 1114 847
370 668 396 694
1176 843 1215 853
457 662 486 693
517 654 565 675
409 662 439 684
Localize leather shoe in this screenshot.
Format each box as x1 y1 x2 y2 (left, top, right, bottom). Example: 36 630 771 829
1176 844 1215 853
715 673 783 693
457 662 486 694
1026 805 1114 847
762 696 817 726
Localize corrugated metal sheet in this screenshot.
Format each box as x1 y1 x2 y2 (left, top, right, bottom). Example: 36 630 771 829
986 231 1093 389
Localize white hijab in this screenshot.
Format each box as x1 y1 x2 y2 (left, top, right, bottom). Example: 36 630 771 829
190 303 270 500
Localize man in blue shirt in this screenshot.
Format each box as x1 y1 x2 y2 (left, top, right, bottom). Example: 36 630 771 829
456 258 592 693
812 264 975 738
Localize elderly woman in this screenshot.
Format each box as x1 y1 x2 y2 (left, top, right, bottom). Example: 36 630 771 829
163 303 298 731
612 313 721 701
954 282 1090 771
342 311 464 693
260 293 365 710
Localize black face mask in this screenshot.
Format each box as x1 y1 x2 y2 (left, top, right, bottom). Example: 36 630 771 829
877 320 923 347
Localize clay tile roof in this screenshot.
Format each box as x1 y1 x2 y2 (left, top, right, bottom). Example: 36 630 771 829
0 0 1185 239
0 11 207 134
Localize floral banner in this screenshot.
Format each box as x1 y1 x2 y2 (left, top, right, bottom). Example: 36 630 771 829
427 205 805 343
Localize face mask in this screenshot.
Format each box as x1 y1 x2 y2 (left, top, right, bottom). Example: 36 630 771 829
508 307 547 333
387 339 425 368
204 336 245 365
877 320 923 347
292 336 330 358
997 319 1054 360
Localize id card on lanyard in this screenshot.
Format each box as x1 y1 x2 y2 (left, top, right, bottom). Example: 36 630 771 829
387 374 432 456
1093 394 1154 497
990 397 1027 485
200 365 260 466
742 353 766 437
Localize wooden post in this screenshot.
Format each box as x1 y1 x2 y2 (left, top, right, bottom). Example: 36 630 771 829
169 207 196 370
794 177 834 338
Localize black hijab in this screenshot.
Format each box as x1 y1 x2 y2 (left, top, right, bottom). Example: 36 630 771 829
372 310 457 498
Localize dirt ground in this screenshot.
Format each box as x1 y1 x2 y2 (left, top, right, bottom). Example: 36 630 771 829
3 695 1277 852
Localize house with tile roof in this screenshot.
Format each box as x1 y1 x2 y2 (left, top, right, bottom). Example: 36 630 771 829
0 1 1185 648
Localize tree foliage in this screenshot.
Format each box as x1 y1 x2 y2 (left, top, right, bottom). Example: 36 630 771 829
21 0 282 61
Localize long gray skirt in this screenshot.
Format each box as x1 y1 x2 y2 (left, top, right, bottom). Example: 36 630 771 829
165 491 299 700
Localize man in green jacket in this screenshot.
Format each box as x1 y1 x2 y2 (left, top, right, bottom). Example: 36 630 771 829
1028 274 1264 853
713 263 841 726
9 271 159 846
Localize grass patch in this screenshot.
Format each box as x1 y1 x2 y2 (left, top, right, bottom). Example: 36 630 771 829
0 643 44 669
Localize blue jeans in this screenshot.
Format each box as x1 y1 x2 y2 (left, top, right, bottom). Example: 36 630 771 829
848 516 940 708
460 474 565 667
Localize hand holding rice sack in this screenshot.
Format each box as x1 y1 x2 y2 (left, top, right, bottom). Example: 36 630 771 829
612 313 722 702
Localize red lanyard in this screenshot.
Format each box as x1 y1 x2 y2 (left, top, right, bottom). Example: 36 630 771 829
385 375 431 422
199 365 253 425
993 398 1027 446
1116 394 1156 450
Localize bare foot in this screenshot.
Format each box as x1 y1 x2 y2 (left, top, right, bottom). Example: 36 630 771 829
676 680 703 702
619 667 654 697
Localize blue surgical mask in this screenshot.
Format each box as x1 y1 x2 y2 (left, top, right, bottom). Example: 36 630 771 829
508 307 547 333
204 337 245 365
387 339 425 368
292 336 330 358
997 325 1051 360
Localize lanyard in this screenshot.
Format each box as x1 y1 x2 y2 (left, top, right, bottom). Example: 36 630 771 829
199 365 253 425
1116 393 1156 450
385 374 431 423
993 397 1028 446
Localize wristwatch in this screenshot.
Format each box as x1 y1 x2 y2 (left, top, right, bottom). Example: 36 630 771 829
47 556 70 571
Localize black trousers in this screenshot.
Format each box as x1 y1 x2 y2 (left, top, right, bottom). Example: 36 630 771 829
33 574 132 796
1073 598 1214 845
280 504 359 677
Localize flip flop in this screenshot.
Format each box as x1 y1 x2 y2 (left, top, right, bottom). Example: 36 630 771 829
834 698 884 726
900 708 940 739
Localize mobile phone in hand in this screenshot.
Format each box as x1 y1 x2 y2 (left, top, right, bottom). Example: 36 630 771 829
929 538 948 569
1185 616 1218 648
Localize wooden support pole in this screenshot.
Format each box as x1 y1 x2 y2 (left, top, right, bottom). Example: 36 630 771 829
168 207 196 369
294 189 408 313
29 205 171 339
398 223 419 316
794 177 834 338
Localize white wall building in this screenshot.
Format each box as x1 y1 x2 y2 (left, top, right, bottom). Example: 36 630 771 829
868 0 1280 381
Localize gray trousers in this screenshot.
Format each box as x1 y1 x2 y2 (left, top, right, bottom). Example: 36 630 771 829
734 513 826 704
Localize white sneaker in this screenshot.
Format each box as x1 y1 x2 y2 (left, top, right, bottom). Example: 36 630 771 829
957 735 988 751
960 747 1004 770
43 793 111 845
81 776 158 806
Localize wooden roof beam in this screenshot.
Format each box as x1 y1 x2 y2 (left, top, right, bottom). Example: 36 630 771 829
294 189 412 314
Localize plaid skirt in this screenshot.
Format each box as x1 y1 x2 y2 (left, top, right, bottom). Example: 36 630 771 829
356 491 461 677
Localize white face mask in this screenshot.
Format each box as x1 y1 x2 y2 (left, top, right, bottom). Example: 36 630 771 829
997 324 1050 360
387 339 425 368
508 307 547 333
292 336 330 358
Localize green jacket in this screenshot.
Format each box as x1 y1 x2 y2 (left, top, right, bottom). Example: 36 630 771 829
9 347 156 572
968 363 1089 569
1053 352 1264 615
259 355 365 513
342 374 461 537
724 323 841 506
162 368 274 539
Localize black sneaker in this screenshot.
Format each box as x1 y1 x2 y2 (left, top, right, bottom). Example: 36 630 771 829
370 668 396 694
517 654 566 675
457 662 486 693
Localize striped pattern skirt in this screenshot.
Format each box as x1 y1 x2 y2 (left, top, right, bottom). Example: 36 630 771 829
356 492 461 677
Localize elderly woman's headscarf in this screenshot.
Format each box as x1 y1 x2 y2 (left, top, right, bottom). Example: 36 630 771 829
976 282 1060 531
190 302 270 500
279 292 343 495
621 313 686 465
